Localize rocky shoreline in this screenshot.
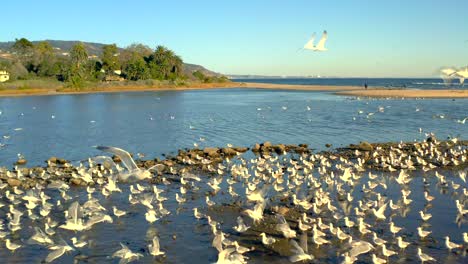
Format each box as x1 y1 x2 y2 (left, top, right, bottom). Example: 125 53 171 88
2 139 466 190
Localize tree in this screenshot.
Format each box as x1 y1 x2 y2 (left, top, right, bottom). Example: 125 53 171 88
70 42 88 69
12 38 34 57
124 55 150 81
66 43 89 87
147 45 183 80
101 44 120 73
32 41 57 77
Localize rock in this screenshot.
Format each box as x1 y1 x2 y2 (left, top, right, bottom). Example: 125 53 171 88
70 178 84 186
273 144 286 154
325 143 332 148
15 159 27 165
144 160 156 168
47 157 58 163
163 160 174 167
426 135 436 143
298 143 308 148
357 141 374 151
252 143 261 152
233 147 248 153
57 158 68 165
221 147 237 156
7 178 22 187
262 141 272 148
203 147 219 157
294 147 308 154
112 155 122 163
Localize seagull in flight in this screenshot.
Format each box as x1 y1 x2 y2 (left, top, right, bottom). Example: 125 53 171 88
301 30 328 51
96 146 164 182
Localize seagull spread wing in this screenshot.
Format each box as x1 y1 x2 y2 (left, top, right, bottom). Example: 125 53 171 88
376 202 388 216
315 30 328 50
152 236 161 252
68 202 82 225
290 240 306 255
96 146 138 172
45 246 67 263
303 33 316 49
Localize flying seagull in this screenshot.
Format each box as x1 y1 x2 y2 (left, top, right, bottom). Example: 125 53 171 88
301 30 328 51
96 146 164 181
455 67 468 85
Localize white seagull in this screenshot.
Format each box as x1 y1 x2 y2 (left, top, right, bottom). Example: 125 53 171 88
302 30 328 51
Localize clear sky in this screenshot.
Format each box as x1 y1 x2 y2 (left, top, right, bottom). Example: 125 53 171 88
2 0 468 77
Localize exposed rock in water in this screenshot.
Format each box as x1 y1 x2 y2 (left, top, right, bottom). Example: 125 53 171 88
252 143 261 152
349 141 373 151
203 147 220 158
15 159 27 165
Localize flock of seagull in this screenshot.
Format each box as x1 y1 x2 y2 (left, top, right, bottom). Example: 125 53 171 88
0 136 466 263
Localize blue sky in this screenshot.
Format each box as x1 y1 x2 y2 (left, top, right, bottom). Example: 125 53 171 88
2 0 468 77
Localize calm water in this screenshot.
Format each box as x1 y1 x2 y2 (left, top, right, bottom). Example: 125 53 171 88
0 88 466 167
234 78 465 89
0 87 467 263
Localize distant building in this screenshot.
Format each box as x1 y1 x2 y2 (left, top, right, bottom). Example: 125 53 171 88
0 70 9 82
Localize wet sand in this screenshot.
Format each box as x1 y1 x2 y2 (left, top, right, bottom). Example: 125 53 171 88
335 89 468 98
0 82 362 98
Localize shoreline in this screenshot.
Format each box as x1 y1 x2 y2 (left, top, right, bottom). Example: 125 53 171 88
0 81 467 98
335 89 468 98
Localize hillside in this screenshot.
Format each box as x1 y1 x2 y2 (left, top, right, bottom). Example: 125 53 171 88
0 40 221 77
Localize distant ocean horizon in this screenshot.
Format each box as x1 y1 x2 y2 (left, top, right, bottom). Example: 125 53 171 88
232 77 465 90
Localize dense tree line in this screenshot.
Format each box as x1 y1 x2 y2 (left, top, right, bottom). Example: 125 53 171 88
0 38 195 87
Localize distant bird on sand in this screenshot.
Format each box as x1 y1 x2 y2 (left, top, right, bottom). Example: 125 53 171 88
301 31 328 51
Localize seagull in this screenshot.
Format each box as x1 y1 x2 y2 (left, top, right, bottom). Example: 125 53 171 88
396 236 410 250
112 243 143 263
372 202 388 220
45 241 74 263
419 211 432 221
455 67 468 85
372 254 387 264
445 236 462 251
96 146 163 181
457 117 468 124
289 239 314 262
148 235 165 256
417 248 436 263
233 216 250 233
260 232 276 245
5 239 21 252
113 206 127 218
302 31 328 51
417 227 431 239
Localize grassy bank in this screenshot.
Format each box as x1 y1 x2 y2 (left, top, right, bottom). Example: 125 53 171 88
0 79 246 97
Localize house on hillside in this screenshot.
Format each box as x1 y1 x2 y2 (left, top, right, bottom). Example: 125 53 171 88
0 70 9 82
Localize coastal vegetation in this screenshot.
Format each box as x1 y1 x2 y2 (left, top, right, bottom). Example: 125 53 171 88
0 38 229 90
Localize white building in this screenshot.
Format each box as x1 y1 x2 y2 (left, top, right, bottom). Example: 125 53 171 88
0 70 9 82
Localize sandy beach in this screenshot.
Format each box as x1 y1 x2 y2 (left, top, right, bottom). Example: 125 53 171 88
335 89 468 98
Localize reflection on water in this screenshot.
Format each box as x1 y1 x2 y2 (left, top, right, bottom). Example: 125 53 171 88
0 89 466 166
